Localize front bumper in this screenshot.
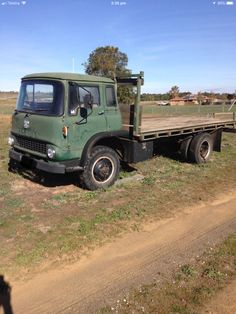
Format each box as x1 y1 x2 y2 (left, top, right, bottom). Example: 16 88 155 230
9 149 83 174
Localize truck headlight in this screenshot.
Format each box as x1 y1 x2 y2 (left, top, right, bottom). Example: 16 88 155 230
8 136 15 146
47 147 56 159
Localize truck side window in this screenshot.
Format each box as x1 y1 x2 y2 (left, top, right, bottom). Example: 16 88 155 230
69 83 100 115
79 86 100 108
106 86 116 107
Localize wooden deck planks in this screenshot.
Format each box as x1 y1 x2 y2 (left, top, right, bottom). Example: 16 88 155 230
141 116 235 133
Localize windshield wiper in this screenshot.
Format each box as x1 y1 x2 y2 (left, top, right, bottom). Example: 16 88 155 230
34 109 49 112
22 107 33 112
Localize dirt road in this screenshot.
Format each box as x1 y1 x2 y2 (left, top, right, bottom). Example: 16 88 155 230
10 192 236 313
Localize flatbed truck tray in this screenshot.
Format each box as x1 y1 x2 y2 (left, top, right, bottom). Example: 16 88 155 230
118 72 236 142
138 114 236 140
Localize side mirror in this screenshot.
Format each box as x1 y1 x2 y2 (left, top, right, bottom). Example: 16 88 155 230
80 107 88 119
83 94 93 108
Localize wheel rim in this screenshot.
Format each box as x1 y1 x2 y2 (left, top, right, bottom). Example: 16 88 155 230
91 156 115 184
200 140 210 160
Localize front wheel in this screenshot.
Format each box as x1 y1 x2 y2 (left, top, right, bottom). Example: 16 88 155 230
80 146 120 190
189 133 213 164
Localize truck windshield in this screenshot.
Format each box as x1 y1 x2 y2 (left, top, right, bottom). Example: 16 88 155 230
16 80 64 116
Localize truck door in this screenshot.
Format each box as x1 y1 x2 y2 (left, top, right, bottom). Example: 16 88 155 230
67 82 107 155
104 85 122 131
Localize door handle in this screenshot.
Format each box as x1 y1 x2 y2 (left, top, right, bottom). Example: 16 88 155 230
98 110 105 115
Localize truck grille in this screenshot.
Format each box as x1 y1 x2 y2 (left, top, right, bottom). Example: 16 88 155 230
14 135 47 155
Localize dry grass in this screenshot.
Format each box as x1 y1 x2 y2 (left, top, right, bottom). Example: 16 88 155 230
0 94 17 115
101 234 236 313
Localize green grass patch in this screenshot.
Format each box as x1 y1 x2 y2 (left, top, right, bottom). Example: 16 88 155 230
142 175 156 185
5 197 24 209
180 264 198 278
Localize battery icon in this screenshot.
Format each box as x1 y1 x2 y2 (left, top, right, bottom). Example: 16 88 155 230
226 1 234 4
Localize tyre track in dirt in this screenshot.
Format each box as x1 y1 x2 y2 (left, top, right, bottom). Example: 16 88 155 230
11 192 236 313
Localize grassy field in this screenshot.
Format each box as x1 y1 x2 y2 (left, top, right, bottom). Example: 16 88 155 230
1 94 236 117
0 100 236 279
101 234 236 313
142 102 236 116
0 94 17 115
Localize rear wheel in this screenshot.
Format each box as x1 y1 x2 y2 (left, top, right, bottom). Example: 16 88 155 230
189 133 213 164
80 146 120 190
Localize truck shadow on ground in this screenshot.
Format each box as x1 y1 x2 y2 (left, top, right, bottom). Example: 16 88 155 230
0 275 14 314
154 139 188 162
9 161 137 189
9 162 79 188
155 148 185 162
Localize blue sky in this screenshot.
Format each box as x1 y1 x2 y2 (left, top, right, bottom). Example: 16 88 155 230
0 0 235 93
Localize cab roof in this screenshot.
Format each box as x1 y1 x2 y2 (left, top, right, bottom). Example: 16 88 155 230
22 72 114 84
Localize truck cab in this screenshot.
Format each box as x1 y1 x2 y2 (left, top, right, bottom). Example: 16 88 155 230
9 72 126 189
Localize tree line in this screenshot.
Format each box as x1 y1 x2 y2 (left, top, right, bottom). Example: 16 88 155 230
141 92 235 102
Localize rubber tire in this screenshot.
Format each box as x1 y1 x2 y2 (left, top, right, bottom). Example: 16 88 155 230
189 133 213 164
80 145 120 190
178 137 192 161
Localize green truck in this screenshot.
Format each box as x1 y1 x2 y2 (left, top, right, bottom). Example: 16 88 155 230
8 71 236 190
